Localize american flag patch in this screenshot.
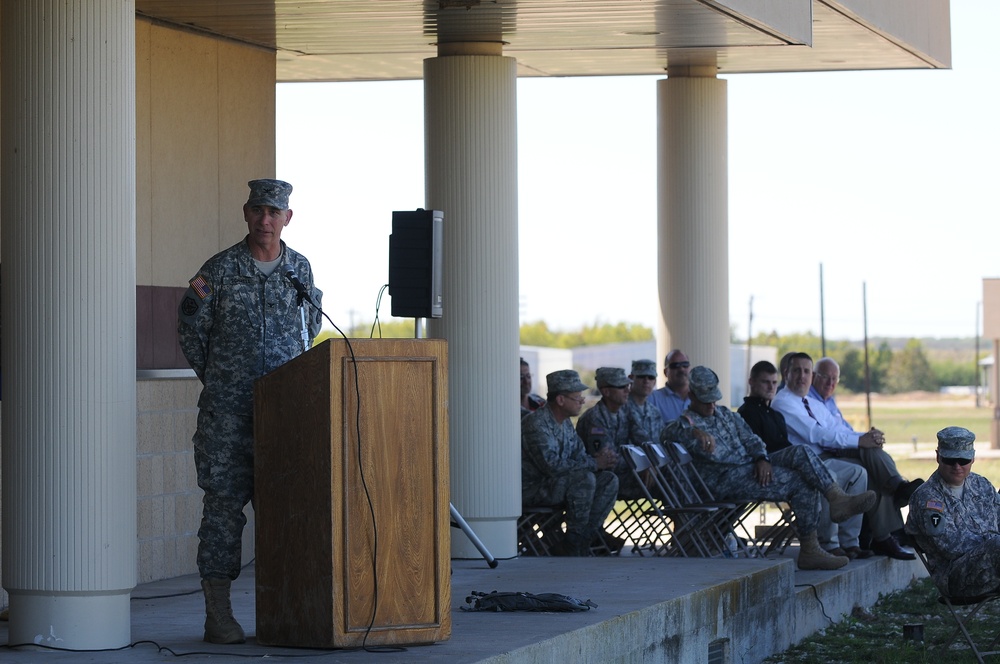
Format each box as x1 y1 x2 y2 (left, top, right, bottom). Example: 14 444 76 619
925 500 944 512
190 275 211 299
590 427 606 436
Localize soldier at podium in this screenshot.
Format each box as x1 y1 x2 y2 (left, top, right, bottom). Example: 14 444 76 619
178 179 323 644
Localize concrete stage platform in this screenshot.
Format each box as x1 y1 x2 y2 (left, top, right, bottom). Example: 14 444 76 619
0 548 923 664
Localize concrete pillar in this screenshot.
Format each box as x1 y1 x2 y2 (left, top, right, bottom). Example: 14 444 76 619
1 0 137 649
424 46 520 558
656 68 731 399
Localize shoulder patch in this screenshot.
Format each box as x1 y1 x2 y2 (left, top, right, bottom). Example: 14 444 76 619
589 427 607 436
924 508 946 533
180 296 200 317
924 500 944 512
190 275 212 299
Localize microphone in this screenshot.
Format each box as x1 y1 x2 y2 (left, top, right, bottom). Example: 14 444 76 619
285 269 314 306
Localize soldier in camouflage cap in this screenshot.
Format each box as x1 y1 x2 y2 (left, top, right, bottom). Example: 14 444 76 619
576 367 645 553
546 369 589 393
246 178 292 210
906 427 1000 597
625 359 662 444
522 369 619 556
177 178 322 644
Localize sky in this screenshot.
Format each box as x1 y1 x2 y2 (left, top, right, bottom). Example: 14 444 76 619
276 1 998 342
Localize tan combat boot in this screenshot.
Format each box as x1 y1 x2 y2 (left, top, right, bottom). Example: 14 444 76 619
825 485 877 523
797 531 849 571
202 577 246 644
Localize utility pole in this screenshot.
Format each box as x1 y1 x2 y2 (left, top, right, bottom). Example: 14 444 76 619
819 263 826 359
746 295 754 396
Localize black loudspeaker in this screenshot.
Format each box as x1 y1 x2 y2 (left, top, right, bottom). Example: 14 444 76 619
389 209 443 319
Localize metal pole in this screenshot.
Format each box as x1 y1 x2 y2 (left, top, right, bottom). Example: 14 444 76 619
819 263 826 359
976 301 981 408
863 281 872 429
745 295 754 395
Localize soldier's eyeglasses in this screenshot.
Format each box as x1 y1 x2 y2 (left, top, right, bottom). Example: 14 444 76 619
668 361 690 369
561 395 586 405
939 456 972 467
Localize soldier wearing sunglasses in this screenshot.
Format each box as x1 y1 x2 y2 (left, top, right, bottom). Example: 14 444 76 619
905 427 1000 597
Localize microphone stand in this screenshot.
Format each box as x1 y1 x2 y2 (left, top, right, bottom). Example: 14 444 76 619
296 292 310 354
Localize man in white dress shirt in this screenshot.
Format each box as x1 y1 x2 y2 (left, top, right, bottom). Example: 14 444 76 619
772 352 920 561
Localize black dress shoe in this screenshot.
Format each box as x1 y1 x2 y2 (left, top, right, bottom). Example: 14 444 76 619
872 536 916 561
893 478 924 510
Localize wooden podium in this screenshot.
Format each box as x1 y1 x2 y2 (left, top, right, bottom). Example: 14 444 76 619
253 338 451 648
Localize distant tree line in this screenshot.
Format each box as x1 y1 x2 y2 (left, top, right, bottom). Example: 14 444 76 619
747 330 980 394
326 319 981 394
519 320 654 348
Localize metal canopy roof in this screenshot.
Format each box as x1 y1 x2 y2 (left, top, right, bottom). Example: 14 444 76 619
135 0 951 82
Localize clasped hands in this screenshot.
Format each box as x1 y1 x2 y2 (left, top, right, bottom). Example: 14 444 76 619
593 444 619 470
858 427 886 449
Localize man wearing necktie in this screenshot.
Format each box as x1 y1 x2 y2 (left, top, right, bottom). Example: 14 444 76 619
663 366 876 570
772 352 921 560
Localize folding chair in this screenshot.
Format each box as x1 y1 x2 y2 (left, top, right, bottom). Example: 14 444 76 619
655 441 759 558
516 505 564 557
643 442 733 556
753 502 797 556
620 444 720 557
914 545 1000 663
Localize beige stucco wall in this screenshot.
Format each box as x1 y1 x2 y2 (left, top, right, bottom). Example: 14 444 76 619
133 18 274 583
136 16 277 288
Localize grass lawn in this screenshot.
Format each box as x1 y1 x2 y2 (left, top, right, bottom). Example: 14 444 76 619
764 392 1000 663
838 393 1000 486
763 577 1000 663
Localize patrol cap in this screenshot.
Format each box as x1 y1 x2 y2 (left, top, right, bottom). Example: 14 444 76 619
631 359 657 378
936 426 975 460
246 179 292 210
595 367 630 388
688 366 722 404
546 369 589 394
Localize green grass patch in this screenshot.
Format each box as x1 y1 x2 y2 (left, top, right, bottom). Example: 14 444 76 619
837 400 1000 486
838 402 990 446
764 578 1000 663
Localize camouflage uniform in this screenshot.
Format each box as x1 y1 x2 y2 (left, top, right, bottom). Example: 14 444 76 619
907 472 1000 597
178 236 322 580
576 400 645 499
521 406 619 543
662 405 835 534
624 396 663 445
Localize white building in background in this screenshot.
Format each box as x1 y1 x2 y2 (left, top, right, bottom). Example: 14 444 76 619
519 345 574 398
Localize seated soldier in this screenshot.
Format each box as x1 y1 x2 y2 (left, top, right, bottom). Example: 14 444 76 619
624 359 663 444
906 427 1000 598
522 369 619 556
576 367 645 553
662 366 876 570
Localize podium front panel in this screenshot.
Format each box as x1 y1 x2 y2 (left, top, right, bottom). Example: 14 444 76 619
254 338 450 648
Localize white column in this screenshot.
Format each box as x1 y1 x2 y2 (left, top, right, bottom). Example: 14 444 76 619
424 48 520 558
656 69 732 399
1 0 137 649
